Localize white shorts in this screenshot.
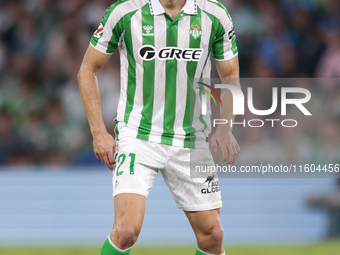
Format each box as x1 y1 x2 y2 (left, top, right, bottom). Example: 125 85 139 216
112 137 222 211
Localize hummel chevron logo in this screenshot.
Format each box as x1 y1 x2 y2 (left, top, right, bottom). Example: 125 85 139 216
143 25 154 36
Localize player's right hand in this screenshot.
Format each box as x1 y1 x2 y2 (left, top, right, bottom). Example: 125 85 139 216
92 131 116 170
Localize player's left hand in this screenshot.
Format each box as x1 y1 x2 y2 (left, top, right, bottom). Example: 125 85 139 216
211 130 240 166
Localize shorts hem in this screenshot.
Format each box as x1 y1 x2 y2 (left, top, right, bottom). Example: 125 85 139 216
113 190 148 200
117 125 209 149
179 201 223 212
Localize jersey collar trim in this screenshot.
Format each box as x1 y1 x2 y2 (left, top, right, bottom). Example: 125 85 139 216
149 0 197 15
182 0 197 15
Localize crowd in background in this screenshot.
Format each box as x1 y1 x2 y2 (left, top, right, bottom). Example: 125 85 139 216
0 0 339 166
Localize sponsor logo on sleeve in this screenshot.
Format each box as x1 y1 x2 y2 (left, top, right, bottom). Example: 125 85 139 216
94 23 104 38
228 27 235 40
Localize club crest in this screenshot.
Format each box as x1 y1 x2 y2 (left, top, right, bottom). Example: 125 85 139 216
189 25 202 39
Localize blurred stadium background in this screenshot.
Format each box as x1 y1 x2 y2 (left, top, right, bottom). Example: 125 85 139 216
0 0 340 254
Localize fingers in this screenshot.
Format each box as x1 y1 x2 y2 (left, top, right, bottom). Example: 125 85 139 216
227 138 241 166
211 136 218 153
235 141 241 159
108 153 115 165
217 139 228 164
95 151 114 170
213 133 241 166
226 141 235 166
95 153 100 161
108 153 115 171
103 154 114 170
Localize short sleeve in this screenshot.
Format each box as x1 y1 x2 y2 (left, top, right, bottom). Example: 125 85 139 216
90 4 124 55
212 8 238 61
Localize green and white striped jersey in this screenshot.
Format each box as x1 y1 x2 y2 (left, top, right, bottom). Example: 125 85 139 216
90 0 238 148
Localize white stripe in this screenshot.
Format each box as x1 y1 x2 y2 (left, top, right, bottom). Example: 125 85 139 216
191 11 213 145
197 0 235 61
203 53 211 78
197 0 229 25
149 14 167 143
201 52 212 137
172 15 191 147
128 9 144 137
116 31 127 126
195 11 212 79
97 0 148 52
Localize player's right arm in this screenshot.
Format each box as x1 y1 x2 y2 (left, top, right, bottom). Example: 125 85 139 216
78 2 125 170
78 45 115 170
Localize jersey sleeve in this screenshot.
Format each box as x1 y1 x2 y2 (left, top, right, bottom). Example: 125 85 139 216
212 8 238 61
90 4 124 55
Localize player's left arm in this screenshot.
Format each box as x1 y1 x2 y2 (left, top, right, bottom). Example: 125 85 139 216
211 55 241 166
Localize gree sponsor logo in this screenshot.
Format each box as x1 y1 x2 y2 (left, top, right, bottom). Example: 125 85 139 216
138 45 203 61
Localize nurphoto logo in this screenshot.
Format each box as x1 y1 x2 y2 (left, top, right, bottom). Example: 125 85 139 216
200 83 312 128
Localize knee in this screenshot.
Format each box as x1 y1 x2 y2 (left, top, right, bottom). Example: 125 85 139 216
110 224 140 249
197 224 224 250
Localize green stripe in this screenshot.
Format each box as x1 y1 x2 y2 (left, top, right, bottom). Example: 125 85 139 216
183 8 202 148
203 10 226 60
114 119 120 140
212 22 225 59
197 12 215 140
200 12 217 76
123 9 140 124
90 0 129 47
198 73 208 136
160 15 179 145
106 16 125 53
208 0 232 21
198 13 213 137
231 35 238 55
137 4 155 140
204 12 217 55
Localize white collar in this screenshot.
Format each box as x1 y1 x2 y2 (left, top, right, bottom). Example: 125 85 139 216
149 0 197 16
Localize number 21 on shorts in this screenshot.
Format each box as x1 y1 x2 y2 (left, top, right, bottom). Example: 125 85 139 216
115 153 136 176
